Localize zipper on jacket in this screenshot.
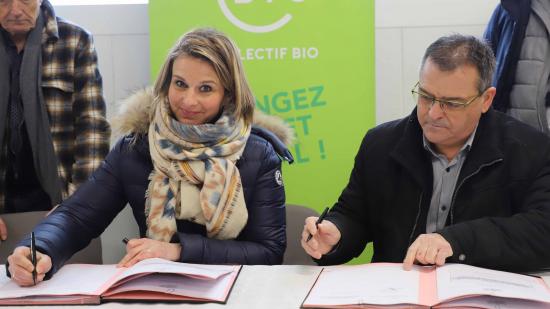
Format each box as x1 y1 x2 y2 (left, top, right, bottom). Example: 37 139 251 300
449 158 503 224
408 192 424 247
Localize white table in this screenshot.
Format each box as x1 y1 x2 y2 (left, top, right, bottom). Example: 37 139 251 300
2 265 550 309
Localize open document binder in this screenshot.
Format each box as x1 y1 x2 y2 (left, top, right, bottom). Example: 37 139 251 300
0 258 241 305
302 263 550 308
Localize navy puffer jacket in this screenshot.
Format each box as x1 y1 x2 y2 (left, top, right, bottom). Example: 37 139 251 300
16 89 294 277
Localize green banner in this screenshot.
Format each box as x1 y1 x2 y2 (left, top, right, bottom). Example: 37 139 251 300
150 0 375 263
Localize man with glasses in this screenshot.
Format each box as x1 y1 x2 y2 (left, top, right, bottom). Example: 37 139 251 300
301 34 550 272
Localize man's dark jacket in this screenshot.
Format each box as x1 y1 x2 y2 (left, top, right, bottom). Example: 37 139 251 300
319 108 550 272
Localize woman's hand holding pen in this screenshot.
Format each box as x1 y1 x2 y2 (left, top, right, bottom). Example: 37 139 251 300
301 217 341 260
117 238 181 268
7 246 51 287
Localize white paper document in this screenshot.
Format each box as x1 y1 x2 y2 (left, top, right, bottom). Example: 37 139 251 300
436 264 550 304
304 263 420 306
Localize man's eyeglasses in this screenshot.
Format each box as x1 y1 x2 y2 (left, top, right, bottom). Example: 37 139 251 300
411 82 483 112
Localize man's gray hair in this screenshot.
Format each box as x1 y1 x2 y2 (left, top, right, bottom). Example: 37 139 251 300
421 34 495 93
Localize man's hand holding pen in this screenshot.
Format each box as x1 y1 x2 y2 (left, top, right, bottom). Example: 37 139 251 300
7 244 52 287
301 207 342 260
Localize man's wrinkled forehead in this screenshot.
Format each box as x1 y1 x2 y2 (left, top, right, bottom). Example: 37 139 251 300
0 0 42 10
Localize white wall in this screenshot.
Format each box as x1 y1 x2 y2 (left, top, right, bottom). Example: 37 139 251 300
375 0 500 124
53 0 501 263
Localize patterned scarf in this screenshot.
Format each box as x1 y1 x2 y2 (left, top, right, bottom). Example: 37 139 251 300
146 99 251 242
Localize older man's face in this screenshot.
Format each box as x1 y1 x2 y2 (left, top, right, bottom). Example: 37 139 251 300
0 0 42 37
416 58 494 158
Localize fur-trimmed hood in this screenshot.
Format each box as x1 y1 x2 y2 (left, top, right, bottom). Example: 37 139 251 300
112 88 295 146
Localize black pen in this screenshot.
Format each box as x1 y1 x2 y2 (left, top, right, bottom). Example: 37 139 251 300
306 207 330 242
30 232 37 286
122 237 129 245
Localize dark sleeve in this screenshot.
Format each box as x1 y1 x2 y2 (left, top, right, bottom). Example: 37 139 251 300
177 141 286 265
71 28 111 186
316 133 372 266
17 139 130 277
483 4 504 50
439 146 550 272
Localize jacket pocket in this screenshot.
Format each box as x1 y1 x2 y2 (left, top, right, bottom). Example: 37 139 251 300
41 74 75 130
469 178 527 193
42 78 74 93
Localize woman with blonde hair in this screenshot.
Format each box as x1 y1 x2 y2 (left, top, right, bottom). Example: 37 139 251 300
7 28 293 286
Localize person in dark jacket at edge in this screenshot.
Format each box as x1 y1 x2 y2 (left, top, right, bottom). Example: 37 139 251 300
7 27 294 286
302 33 550 273
484 0 550 135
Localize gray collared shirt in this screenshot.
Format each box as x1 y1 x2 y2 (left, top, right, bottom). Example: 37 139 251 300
424 128 476 233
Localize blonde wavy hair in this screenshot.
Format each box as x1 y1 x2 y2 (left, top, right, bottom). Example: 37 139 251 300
152 28 255 125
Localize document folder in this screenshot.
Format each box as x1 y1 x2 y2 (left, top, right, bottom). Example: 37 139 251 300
302 263 550 308
0 258 241 305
